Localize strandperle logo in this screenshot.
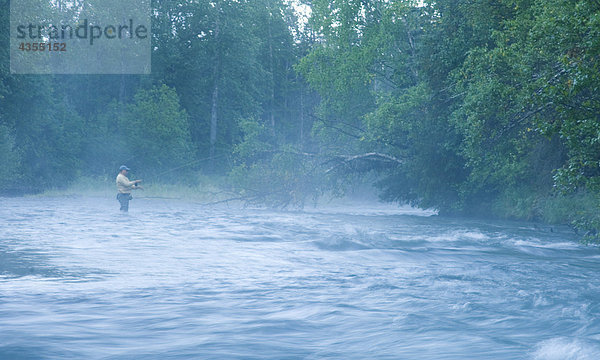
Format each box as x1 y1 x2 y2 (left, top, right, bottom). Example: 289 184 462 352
10 0 151 74
15 18 149 46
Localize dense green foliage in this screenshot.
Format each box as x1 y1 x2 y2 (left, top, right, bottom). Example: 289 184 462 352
296 0 600 237
1 0 598 237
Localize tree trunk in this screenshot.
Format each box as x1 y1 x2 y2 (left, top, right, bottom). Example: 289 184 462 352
210 82 219 160
299 80 304 146
209 3 221 171
268 3 276 135
401 17 418 81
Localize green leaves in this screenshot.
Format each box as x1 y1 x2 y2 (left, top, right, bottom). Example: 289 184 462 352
298 0 599 235
230 117 323 207
0 125 21 191
119 85 194 178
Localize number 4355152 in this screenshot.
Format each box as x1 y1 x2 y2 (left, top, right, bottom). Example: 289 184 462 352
18 43 67 52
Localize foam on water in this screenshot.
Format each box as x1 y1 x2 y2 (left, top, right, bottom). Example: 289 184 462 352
532 337 600 360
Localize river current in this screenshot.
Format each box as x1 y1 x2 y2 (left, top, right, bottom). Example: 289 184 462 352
1 196 600 359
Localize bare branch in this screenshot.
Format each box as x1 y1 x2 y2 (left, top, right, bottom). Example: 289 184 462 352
325 152 403 173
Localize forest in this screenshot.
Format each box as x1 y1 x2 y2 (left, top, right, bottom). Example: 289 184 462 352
1 0 599 239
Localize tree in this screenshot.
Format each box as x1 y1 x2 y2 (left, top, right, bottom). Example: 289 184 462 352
117 84 194 179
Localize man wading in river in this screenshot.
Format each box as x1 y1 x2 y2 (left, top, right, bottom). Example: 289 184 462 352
116 165 142 212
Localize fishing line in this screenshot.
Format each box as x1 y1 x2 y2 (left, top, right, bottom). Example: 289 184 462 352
148 154 227 181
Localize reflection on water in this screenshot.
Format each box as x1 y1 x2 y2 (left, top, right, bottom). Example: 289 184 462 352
1 196 599 359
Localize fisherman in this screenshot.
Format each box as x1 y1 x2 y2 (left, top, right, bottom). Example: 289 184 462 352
116 165 142 212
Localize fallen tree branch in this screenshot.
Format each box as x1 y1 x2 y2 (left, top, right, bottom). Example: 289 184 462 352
325 152 404 173
200 195 257 206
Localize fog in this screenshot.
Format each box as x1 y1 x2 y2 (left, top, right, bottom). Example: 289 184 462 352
3 0 600 358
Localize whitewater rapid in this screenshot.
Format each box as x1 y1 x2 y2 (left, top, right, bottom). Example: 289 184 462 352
1 196 599 359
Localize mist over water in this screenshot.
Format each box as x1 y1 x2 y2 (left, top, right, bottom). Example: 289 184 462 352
1 196 600 359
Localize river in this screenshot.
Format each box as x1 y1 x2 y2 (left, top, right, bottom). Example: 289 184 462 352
1 196 599 359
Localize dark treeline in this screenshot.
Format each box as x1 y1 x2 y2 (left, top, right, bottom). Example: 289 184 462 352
1 0 599 238
1 0 312 185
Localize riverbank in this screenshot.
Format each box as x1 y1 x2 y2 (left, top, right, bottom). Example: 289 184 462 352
29 174 599 242
30 175 235 204
489 189 600 242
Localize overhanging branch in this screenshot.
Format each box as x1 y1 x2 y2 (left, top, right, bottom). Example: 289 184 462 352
325 152 404 173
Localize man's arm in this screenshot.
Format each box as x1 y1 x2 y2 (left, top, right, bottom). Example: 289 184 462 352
133 179 143 190
117 175 141 190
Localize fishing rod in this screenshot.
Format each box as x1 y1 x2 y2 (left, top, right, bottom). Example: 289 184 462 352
147 154 228 182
